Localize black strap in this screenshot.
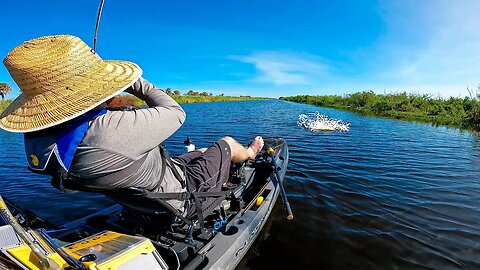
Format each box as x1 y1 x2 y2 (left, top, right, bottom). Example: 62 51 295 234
192 191 229 232
159 145 186 189
143 190 191 201
143 189 228 228
149 148 167 192
193 194 204 232
151 197 192 225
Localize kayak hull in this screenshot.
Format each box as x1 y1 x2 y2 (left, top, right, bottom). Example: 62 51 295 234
198 139 288 270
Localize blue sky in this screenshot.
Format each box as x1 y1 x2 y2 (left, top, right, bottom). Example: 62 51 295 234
1 0 479 98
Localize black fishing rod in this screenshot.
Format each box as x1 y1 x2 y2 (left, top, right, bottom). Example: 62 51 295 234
0 196 51 269
267 147 293 220
93 0 105 52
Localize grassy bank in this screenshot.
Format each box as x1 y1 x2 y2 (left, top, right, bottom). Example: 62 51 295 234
0 94 266 114
280 91 480 129
132 94 266 107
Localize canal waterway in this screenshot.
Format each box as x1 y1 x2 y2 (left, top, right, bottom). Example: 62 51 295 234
1 99 479 269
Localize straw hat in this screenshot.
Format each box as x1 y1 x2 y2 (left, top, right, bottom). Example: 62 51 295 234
0 35 142 133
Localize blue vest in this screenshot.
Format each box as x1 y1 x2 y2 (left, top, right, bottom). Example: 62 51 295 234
24 109 107 173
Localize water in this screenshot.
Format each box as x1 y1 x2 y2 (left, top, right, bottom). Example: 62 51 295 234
1 99 480 269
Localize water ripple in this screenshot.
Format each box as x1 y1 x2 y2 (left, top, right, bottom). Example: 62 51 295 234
1 100 480 269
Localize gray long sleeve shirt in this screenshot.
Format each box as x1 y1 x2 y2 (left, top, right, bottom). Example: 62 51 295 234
69 78 187 202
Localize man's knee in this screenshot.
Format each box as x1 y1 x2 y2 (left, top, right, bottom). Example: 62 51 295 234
220 136 239 156
221 136 236 146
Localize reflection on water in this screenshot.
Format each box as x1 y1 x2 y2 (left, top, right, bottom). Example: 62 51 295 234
1 100 479 269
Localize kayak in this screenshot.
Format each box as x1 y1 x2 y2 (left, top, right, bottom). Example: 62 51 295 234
0 137 289 270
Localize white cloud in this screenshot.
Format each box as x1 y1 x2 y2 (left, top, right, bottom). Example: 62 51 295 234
375 0 480 97
230 51 330 85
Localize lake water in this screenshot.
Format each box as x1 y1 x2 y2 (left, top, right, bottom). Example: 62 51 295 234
1 99 480 269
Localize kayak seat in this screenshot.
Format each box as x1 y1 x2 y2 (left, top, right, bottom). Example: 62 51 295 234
64 183 242 232
103 188 190 217
49 158 250 232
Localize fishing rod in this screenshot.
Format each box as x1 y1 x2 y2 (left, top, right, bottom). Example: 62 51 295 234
0 196 52 269
267 147 293 220
37 229 87 270
93 0 105 52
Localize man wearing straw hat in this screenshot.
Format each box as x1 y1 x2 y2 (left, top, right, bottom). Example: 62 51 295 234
0 35 264 215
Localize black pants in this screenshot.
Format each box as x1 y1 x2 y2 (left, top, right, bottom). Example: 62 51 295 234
174 139 232 217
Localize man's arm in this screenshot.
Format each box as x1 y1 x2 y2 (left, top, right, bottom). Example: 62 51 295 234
84 77 186 159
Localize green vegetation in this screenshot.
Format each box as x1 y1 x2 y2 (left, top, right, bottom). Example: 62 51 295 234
173 95 262 104
0 91 266 113
0 100 11 112
128 95 264 107
128 88 266 107
0 82 13 113
132 93 265 107
281 90 480 130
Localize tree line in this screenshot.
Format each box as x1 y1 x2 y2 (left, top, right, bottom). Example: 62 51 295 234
281 89 480 129
0 81 258 100
164 88 226 97
0 83 228 100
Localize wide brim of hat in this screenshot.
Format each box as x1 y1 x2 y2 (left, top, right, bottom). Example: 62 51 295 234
0 60 142 133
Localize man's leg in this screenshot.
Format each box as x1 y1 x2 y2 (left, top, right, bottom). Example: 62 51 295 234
183 136 264 217
221 136 264 163
174 148 208 164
